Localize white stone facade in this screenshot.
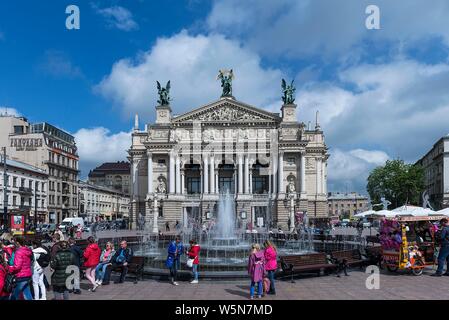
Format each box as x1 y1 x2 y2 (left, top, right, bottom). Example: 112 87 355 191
79 181 130 222
416 135 449 209
0 157 48 224
129 96 328 231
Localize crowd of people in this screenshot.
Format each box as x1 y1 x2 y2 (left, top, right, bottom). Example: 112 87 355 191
0 230 134 300
165 236 277 299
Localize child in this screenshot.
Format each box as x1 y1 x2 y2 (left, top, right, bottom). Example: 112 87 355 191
76 224 82 239
247 244 265 299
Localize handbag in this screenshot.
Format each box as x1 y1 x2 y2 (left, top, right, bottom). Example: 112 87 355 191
186 258 195 268
4 272 16 293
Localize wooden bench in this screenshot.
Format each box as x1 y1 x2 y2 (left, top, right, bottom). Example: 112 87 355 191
330 249 366 269
280 253 336 283
75 239 89 251
120 236 143 247
110 256 145 284
365 235 380 246
364 246 383 268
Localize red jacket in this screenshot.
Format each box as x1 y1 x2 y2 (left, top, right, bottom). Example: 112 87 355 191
8 246 33 278
83 243 101 268
0 265 9 297
188 245 200 265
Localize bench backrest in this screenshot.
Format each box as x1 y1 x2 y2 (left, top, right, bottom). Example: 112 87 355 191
332 249 361 260
280 253 328 267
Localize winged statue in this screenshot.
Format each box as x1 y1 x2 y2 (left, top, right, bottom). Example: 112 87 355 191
281 79 296 104
217 69 234 97
157 80 171 106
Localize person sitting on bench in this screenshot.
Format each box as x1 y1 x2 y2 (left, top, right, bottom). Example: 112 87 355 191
102 241 133 284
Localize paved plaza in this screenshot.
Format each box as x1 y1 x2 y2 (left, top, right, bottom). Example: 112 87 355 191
68 268 449 300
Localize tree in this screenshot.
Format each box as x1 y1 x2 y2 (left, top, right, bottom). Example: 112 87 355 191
367 159 425 209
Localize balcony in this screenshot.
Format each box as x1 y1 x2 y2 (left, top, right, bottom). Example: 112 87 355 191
19 205 31 211
18 187 33 195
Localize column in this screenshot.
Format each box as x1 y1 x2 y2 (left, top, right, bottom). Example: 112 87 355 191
249 161 253 194
147 151 153 194
215 171 219 194
290 196 295 232
210 156 215 194
175 156 181 194
322 160 326 195
316 158 322 194
244 156 249 194
181 169 185 194
203 155 209 194
238 154 243 194
272 153 277 195
133 159 139 200
300 153 306 193
278 152 284 193
152 198 158 233
169 153 175 194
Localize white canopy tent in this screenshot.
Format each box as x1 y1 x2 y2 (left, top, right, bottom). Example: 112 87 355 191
354 210 376 218
436 207 449 216
392 205 436 217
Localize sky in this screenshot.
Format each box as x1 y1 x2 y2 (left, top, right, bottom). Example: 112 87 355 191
1 0 449 194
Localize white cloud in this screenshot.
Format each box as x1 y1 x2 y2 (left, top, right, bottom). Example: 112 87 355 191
207 0 449 58
298 58 449 164
37 50 83 78
0 107 20 117
328 148 389 193
96 30 283 120
93 5 139 31
74 127 131 177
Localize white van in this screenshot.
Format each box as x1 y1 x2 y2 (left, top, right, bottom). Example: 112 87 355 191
59 217 85 232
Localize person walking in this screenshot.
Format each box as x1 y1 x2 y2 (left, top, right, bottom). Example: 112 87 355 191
247 244 265 300
166 236 183 285
50 241 76 300
263 240 277 295
102 241 133 285
432 218 449 276
68 238 82 294
95 242 115 285
50 233 62 258
55 228 65 241
166 222 170 232
83 236 101 291
31 240 49 300
8 237 33 300
0 254 10 300
76 224 83 240
187 239 200 284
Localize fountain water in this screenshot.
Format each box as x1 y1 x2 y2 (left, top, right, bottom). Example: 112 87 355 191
134 192 328 275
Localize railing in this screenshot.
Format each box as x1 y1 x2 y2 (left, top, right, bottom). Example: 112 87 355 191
18 187 33 194
184 194 201 201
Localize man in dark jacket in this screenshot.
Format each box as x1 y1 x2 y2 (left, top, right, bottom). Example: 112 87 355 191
68 238 82 294
50 241 77 300
102 241 133 285
432 218 449 276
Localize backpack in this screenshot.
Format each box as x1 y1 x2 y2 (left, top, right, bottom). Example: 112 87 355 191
116 250 126 264
37 249 51 268
1 265 16 293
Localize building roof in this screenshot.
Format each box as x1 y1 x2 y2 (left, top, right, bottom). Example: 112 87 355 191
88 161 130 178
78 180 128 196
327 192 368 201
0 157 47 176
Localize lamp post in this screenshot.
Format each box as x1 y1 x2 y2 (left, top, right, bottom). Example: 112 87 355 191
2 147 8 232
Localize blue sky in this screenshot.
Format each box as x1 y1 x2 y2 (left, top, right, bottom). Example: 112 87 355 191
1 0 449 194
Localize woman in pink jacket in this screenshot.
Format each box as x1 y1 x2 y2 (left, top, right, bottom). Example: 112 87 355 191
9 237 33 300
263 240 277 295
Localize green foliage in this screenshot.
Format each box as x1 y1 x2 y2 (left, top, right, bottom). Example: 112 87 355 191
366 159 425 209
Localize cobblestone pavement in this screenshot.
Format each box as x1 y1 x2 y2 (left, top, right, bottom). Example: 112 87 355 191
66 267 449 300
